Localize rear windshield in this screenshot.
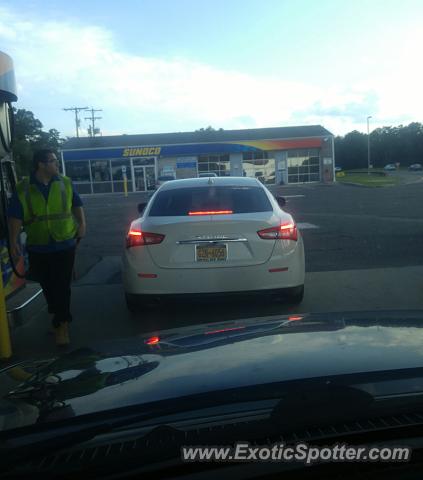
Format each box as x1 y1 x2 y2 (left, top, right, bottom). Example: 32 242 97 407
149 186 273 216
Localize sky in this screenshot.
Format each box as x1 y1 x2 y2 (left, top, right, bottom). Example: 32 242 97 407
1 0 423 138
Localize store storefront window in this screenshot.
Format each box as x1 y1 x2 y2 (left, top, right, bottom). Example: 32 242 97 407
65 160 91 194
90 160 112 193
111 159 133 193
198 154 230 176
242 151 275 184
287 149 321 183
65 160 90 182
132 157 155 167
91 160 111 182
112 159 132 181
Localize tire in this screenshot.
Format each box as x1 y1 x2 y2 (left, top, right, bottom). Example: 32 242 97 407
282 285 304 305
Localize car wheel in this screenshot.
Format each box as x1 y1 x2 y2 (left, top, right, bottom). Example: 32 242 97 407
282 285 304 305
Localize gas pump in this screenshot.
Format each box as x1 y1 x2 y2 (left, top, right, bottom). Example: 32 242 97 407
0 51 26 359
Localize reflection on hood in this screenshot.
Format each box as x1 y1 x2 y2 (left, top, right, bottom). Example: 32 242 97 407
3 347 161 429
3 311 423 432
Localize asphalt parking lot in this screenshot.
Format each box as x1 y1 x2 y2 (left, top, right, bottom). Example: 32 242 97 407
8 179 423 360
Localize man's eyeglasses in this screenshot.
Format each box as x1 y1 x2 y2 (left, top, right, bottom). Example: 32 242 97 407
42 159 58 164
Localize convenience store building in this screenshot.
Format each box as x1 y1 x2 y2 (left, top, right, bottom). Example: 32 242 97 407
60 125 335 194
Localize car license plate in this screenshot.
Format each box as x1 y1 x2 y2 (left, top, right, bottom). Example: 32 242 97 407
196 244 227 262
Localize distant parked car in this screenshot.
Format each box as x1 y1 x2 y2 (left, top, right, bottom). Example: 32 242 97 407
334 166 342 172
408 163 423 171
383 164 396 171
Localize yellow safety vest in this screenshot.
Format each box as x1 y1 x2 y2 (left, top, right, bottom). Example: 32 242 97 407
16 175 77 245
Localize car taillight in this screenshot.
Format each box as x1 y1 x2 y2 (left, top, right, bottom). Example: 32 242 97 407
126 229 165 248
257 222 298 241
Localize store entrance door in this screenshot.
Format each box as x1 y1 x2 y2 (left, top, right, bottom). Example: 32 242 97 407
133 165 156 191
145 166 156 191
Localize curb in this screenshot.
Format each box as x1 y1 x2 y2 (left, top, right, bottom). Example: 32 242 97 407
337 181 398 189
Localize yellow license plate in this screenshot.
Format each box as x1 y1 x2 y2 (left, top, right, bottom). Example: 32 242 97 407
196 244 227 262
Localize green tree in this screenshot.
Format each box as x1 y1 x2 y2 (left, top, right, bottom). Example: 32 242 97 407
195 126 224 132
33 129 64 151
12 109 65 178
335 131 367 169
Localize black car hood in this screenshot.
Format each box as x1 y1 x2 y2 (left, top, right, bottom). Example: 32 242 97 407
2 310 423 431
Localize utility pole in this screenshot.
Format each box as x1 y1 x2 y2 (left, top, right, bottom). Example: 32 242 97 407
85 108 103 137
63 106 89 137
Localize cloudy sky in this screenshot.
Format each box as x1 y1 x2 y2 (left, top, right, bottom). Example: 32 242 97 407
1 0 422 138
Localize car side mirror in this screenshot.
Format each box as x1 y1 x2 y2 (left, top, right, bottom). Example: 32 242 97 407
137 202 147 215
275 196 286 208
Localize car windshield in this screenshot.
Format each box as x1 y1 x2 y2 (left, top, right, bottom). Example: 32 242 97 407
149 185 273 216
1 1 423 476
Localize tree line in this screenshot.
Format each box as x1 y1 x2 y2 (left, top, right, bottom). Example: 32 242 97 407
335 123 423 169
10 109 423 177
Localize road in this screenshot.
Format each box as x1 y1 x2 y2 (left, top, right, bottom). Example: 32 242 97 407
8 180 423 361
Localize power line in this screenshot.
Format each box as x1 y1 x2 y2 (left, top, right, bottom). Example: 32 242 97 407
85 108 103 137
63 106 89 138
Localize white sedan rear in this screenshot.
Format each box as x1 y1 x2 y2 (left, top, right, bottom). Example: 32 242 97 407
122 177 305 310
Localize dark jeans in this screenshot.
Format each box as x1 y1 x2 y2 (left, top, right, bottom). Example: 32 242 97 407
28 248 76 327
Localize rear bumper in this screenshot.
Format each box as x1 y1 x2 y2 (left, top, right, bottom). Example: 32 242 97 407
125 286 302 304
122 239 305 295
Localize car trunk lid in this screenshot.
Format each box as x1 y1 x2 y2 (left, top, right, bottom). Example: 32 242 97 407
142 212 280 269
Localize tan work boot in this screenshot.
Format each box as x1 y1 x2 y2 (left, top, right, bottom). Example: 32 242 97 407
54 323 70 346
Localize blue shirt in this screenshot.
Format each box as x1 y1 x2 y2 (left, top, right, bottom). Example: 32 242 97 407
8 174 83 253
